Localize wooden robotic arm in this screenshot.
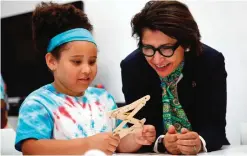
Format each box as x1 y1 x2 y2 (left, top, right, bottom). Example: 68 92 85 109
107 95 150 138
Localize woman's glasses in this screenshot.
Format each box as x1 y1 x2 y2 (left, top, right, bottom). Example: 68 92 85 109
141 42 180 57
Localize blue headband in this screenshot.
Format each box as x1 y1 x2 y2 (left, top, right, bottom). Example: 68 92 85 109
47 28 96 52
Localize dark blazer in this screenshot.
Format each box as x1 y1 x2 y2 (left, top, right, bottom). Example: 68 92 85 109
120 44 229 152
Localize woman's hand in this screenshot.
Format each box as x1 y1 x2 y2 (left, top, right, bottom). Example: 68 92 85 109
163 125 181 154
177 128 202 155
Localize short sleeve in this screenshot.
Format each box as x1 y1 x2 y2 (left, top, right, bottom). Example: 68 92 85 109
15 100 54 152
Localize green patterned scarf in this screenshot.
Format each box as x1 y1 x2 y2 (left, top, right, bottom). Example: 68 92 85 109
160 61 192 133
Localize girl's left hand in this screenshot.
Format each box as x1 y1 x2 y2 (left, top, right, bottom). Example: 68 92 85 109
134 125 156 145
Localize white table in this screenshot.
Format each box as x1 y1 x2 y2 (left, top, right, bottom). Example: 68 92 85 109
114 145 247 155
200 145 247 155
1 129 246 156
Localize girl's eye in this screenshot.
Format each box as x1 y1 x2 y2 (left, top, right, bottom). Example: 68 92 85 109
72 60 81 65
89 60 96 66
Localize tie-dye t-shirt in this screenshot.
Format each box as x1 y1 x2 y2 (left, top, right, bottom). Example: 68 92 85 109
15 83 122 151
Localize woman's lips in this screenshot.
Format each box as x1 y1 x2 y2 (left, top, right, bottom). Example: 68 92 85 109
154 63 171 72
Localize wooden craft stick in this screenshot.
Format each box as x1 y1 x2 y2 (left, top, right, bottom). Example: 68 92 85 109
108 95 150 139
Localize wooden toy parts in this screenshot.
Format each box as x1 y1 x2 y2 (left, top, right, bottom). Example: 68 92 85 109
107 95 150 138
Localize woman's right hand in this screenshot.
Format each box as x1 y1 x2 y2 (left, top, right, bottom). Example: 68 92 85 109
87 132 120 155
163 125 181 155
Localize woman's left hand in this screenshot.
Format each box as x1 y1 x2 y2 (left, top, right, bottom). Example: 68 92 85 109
134 125 156 145
177 128 202 155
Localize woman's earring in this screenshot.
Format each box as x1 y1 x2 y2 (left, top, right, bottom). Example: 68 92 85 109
185 48 190 52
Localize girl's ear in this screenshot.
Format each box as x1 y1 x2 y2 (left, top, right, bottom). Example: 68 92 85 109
45 53 58 71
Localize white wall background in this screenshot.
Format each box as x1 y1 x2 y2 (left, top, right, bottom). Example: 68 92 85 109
1 0 247 146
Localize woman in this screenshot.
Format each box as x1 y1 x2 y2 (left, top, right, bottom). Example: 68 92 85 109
121 0 229 154
15 2 155 155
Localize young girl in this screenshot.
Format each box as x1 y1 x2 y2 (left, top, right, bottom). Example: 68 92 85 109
15 2 155 155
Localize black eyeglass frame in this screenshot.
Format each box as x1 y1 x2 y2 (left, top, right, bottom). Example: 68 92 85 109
141 42 180 57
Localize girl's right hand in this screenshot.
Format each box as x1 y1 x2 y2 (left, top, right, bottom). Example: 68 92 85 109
86 132 120 155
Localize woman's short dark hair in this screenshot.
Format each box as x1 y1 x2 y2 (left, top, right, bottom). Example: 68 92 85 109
131 0 202 56
32 2 93 59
